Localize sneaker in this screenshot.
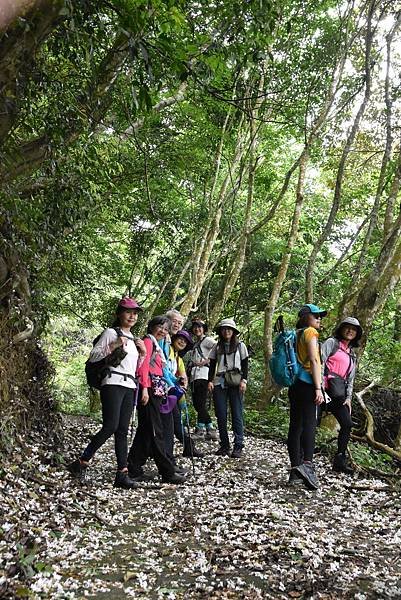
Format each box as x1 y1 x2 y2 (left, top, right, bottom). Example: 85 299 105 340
205 428 219 441
332 453 354 474
287 468 304 487
215 446 230 457
114 471 140 489
161 472 187 484
174 466 189 475
294 462 319 490
67 459 90 483
192 427 206 440
231 446 243 459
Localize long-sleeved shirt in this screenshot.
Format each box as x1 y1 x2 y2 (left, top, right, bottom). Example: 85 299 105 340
208 341 249 387
89 327 139 389
320 337 357 401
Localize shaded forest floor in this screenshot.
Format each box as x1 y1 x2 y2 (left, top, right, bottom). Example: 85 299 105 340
1 416 401 599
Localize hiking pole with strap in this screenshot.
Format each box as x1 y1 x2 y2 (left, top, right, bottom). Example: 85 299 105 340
180 396 195 477
183 400 195 477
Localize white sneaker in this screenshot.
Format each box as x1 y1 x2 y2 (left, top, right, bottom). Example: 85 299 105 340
192 427 206 440
205 428 219 441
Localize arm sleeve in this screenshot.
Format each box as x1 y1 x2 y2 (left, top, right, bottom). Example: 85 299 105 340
320 337 338 364
240 357 249 380
89 329 116 362
208 358 217 382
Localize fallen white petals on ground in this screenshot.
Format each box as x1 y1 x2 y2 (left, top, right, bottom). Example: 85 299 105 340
0 415 400 599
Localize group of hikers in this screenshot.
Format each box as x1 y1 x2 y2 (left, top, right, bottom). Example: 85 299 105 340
67 298 362 491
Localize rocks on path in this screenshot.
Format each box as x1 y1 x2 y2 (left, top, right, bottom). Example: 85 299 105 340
0 415 400 599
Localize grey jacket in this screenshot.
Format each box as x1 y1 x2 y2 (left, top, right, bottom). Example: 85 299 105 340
320 337 357 401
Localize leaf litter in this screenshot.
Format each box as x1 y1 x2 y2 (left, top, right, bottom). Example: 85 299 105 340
0 415 400 599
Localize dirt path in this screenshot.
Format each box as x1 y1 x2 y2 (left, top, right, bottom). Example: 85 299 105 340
1 416 400 599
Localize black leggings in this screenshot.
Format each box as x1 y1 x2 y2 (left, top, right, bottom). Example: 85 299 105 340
326 398 352 454
287 380 318 467
81 385 133 470
191 379 212 426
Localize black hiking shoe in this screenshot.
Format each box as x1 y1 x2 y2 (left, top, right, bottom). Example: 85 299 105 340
294 462 319 490
287 468 304 487
174 466 189 475
114 471 140 489
183 447 204 458
231 445 243 459
333 453 354 475
215 446 230 457
67 459 90 484
161 472 187 484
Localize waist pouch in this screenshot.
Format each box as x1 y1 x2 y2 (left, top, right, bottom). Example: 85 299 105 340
224 369 242 387
326 373 347 400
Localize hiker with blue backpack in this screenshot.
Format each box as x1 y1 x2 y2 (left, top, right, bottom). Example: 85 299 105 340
286 304 326 490
67 297 146 489
321 317 362 475
127 315 186 484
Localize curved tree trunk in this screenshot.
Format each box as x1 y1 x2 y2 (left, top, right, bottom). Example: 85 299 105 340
305 0 375 302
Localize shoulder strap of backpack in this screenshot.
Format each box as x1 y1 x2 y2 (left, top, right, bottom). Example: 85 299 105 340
144 334 159 368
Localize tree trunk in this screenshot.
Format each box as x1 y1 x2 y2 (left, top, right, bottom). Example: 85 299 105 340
305 0 375 302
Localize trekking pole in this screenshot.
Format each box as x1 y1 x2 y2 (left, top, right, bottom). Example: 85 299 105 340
183 400 195 477
130 382 140 441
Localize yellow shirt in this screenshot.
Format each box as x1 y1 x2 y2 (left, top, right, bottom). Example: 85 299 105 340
297 327 320 374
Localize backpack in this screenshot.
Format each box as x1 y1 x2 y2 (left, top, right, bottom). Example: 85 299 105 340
269 316 311 387
85 327 128 390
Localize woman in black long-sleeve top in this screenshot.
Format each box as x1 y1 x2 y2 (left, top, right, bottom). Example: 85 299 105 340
208 318 249 459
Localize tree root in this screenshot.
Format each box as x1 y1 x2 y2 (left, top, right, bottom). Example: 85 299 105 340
354 382 401 463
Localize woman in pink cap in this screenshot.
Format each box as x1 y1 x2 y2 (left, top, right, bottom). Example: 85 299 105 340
67 297 145 489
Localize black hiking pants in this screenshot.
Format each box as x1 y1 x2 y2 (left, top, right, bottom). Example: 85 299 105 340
81 385 133 470
326 397 352 454
160 410 175 464
127 391 175 479
191 379 212 426
287 380 318 467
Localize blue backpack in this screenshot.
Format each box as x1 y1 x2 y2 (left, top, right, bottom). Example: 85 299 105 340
269 317 312 387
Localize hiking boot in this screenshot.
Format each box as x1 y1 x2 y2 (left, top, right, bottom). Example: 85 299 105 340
174 466 189 475
161 472 187 484
192 427 206 440
67 459 90 483
215 446 230 456
114 471 140 489
294 462 319 490
333 453 354 475
231 445 243 459
287 468 304 487
205 427 219 441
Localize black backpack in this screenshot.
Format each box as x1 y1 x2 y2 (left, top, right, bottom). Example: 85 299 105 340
85 327 128 390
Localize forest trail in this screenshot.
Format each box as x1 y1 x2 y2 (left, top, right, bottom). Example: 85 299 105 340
1 416 400 600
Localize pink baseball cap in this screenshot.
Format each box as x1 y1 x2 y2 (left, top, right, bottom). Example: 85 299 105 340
118 297 143 311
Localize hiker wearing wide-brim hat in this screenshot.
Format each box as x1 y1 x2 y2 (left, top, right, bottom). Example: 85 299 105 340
321 316 363 476
214 318 240 336
67 297 144 490
208 318 249 459
187 317 218 442
171 329 194 354
287 303 327 491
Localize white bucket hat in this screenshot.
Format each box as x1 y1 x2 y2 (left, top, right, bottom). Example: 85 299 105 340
215 318 240 335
